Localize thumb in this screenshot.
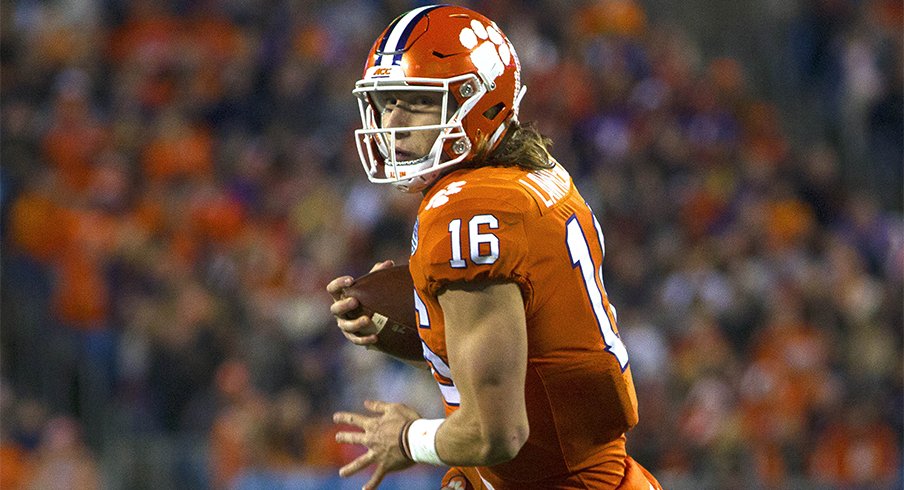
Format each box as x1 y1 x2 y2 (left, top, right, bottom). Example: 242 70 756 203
370 260 395 272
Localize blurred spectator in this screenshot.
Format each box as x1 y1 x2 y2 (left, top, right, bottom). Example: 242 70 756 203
808 398 901 487
25 416 100 490
208 359 268 489
0 384 37 488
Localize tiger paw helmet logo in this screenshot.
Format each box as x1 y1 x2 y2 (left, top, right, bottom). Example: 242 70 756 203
459 19 513 87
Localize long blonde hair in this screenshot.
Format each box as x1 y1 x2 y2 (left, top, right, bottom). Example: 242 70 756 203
471 121 555 170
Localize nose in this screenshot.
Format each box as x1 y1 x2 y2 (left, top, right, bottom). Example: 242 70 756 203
382 107 412 136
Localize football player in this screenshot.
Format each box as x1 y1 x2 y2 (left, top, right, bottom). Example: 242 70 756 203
327 5 662 489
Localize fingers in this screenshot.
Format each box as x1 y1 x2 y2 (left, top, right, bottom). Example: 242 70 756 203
343 330 379 345
332 300 379 344
364 465 388 490
363 399 391 413
326 275 354 300
370 259 395 272
333 401 410 489
336 315 378 345
333 411 369 428
328 260 393 300
364 400 421 420
339 450 376 478
335 430 367 445
330 296 359 317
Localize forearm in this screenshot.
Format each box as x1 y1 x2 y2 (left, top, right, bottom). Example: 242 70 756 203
401 346 529 467
404 281 529 468
434 400 528 466
410 334 529 466
434 319 529 466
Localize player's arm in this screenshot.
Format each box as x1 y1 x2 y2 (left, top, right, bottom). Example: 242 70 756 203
330 280 527 488
432 280 529 465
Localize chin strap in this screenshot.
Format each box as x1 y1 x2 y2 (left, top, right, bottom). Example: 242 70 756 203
393 153 433 167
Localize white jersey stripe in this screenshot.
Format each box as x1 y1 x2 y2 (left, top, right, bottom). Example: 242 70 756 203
476 469 496 490
438 383 461 405
421 341 452 379
422 340 461 405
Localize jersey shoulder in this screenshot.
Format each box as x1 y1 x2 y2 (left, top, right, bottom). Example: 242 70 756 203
420 164 574 221
412 166 539 295
421 166 534 216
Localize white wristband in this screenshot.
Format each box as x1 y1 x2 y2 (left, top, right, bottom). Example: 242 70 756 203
406 418 444 465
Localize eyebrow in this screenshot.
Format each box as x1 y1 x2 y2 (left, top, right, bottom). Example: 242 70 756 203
394 92 442 102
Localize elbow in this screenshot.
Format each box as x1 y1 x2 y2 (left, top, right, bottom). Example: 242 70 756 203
479 423 529 465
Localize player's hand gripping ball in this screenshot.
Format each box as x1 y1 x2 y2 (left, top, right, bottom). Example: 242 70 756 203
341 264 423 362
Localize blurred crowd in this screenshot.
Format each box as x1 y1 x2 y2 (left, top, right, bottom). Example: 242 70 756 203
1 0 901 488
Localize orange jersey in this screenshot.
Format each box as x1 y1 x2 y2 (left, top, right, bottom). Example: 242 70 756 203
409 163 640 487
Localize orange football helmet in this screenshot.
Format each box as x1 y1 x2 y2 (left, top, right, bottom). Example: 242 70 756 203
353 5 525 192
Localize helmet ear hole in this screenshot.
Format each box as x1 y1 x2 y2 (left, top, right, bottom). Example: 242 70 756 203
482 102 505 120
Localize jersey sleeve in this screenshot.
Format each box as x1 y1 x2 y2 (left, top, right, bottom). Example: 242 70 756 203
416 183 534 302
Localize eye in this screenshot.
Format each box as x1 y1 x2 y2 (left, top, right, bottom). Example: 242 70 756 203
415 96 435 106
372 93 398 112
382 99 397 113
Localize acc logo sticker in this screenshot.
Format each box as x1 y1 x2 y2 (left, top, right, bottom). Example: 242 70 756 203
366 66 403 78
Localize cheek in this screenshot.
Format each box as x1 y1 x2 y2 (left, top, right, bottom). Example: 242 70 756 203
416 129 443 149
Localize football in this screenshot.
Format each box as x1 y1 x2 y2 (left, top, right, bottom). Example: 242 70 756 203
341 264 423 362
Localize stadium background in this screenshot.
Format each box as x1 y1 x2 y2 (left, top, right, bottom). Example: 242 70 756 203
0 0 901 488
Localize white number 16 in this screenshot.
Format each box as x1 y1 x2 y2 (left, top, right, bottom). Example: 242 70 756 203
448 215 500 268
